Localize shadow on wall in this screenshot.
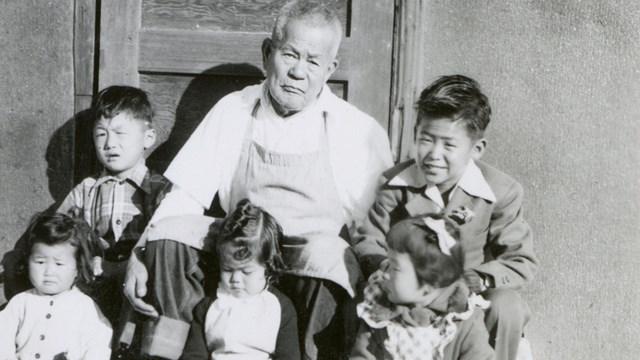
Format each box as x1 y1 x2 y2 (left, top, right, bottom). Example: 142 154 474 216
2 63 265 301
147 63 265 174
2 108 99 301
45 63 266 204
46 108 99 203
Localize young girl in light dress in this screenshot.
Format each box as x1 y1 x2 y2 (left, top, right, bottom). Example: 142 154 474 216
181 199 299 360
0 213 112 360
350 216 495 360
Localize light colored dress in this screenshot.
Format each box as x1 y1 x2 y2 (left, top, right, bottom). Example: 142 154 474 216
0 287 112 360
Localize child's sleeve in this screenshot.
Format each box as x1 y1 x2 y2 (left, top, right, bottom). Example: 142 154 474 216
180 298 212 360
0 295 22 360
473 181 538 289
273 292 300 360
149 172 174 214
352 178 402 279
80 302 113 360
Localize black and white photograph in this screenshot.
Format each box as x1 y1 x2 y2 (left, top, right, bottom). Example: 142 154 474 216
0 1 637 359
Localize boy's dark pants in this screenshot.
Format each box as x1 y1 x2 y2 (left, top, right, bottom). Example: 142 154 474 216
483 288 531 360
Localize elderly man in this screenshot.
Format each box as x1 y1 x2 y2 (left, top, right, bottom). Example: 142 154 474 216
120 1 392 359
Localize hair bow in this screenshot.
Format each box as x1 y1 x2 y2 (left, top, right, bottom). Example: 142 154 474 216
423 217 457 255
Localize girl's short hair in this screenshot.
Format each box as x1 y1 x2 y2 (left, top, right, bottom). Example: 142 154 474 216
214 199 286 280
18 213 103 288
386 216 464 288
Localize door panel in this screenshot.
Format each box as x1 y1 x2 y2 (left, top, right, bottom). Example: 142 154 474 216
98 0 394 172
141 0 348 32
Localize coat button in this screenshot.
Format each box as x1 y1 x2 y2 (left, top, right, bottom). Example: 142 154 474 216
40 335 45 340
45 314 51 319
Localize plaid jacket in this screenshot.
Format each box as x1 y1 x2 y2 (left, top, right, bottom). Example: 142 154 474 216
57 163 172 261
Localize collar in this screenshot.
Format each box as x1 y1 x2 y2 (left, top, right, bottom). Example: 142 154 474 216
358 271 469 328
455 160 496 203
214 286 269 309
388 160 496 203
32 285 80 299
93 161 150 193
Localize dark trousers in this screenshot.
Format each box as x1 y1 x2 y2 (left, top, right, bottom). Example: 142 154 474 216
278 275 359 360
116 240 212 360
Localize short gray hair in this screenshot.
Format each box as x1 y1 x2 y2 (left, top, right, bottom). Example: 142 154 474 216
272 0 343 58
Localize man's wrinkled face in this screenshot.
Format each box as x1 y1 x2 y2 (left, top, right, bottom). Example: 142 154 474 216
263 19 339 117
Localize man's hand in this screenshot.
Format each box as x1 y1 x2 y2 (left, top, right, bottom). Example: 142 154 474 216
123 249 159 318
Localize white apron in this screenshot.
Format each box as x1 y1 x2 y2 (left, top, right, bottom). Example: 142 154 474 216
228 103 358 296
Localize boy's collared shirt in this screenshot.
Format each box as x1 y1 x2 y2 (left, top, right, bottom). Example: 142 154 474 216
354 159 537 289
57 162 171 259
387 160 496 210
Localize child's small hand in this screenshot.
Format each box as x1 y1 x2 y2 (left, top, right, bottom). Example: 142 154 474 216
92 256 104 277
463 269 486 293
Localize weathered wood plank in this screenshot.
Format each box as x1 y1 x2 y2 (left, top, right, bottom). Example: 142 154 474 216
138 28 354 80
74 0 96 102
99 0 142 88
73 0 98 189
142 0 348 34
349 0 395 131
141 73 262 172
390 0 428 162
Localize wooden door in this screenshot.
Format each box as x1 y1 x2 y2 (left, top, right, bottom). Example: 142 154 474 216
96 0 395 172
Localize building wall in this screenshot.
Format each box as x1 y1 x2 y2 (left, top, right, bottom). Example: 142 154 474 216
0 0 75 299
1 1 639 357
420 0 640 358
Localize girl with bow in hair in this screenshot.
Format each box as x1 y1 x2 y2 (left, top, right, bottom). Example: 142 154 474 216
350 216 495 360
180 199 299 360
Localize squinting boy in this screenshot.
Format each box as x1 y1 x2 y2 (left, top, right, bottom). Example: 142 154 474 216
55 86 172 324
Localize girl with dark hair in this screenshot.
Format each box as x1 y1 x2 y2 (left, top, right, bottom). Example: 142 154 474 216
0 213 112 359
181 199 299 360
351 217 495 360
